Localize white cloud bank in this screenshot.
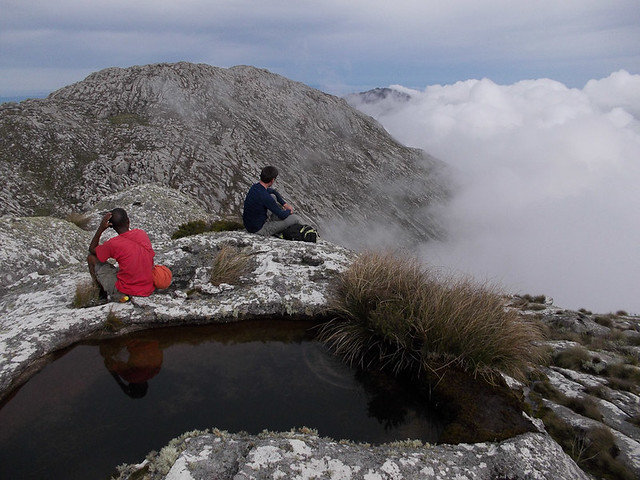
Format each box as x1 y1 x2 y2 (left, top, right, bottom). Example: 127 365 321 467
351 70 640 314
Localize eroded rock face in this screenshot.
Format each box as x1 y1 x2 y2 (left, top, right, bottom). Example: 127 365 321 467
0 62 448 249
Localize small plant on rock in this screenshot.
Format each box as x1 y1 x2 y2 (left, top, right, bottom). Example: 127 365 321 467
210 245 251 286
172 218 244 239
172 220 210 239
209 219 244 232
103 308 124 332
319 251 546 382
72 280 101 308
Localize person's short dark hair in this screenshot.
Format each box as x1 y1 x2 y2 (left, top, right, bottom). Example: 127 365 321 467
260 166 278 183
110 208 129 229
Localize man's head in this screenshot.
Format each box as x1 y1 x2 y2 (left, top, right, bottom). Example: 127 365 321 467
109 208 130 233
260 166 278 184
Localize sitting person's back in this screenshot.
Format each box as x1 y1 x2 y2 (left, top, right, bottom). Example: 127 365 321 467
87 208 155 301
242 166 302 236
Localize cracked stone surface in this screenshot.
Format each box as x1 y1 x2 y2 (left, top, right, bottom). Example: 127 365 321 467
113 429 589 480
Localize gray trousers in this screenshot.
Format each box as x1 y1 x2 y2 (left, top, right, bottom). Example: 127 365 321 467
94 261 122 299
256 213 302 236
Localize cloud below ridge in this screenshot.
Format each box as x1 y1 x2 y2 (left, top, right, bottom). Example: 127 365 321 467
350 70 640 314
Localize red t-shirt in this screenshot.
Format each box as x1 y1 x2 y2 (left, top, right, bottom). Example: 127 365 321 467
95 229 155 296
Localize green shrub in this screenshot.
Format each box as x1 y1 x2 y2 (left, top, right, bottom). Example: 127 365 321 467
172 220 210 239
210 245 251 286
172 219 244 239
209 219 244 232
319 251 546 382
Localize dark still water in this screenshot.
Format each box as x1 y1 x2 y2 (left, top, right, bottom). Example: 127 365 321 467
0 320 446 480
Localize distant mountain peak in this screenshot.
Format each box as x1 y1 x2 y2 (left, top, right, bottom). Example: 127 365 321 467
0 62 448 248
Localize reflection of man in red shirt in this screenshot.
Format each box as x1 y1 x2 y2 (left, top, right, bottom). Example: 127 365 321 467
87 208 155 301
101 339 163 399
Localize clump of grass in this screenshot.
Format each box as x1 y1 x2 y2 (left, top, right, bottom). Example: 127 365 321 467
65 212 92 230
536 408 635 480
72 281 101 308
103 308 123 332
594 315 614 328
564 396 603 422
209 219 244 232
319 251 546 382
172 219 244 239
553 346 592 370
210 245 251 286
531 378 602 420
604 364 640 393
172 220 210 239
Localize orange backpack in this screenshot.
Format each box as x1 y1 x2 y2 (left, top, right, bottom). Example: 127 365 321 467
152 264 172 289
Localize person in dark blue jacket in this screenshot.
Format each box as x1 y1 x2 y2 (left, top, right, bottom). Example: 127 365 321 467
242 166 302 236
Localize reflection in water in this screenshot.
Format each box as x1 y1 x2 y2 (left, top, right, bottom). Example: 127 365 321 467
0 320 448 480
100 339 164 399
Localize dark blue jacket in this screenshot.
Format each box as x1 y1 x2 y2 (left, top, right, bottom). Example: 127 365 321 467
242 183 291 233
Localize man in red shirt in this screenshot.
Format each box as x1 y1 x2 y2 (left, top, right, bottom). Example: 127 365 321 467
87 208 155 301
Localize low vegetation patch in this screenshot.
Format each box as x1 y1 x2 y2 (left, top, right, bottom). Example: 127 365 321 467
103 308 124 332
531 377 602 421
210 245 251 286
535 408 635 480
512 293 548 311
72 281 101 308
553 346 599 372
604 364 640 394
552 346 640 394
172 219 244 239
319 251 546 382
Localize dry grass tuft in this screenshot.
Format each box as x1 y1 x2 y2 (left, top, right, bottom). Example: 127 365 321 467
319 251 546 382
72 280 101 308
210 245 251 286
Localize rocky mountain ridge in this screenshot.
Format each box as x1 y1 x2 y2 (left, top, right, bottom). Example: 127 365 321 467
0 62 448 249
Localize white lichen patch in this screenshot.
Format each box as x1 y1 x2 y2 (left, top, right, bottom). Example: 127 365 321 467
246 445 283 469
289 439 313 457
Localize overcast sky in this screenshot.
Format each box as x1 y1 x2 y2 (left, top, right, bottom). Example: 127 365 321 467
1 0 639 97
2 1 639 313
